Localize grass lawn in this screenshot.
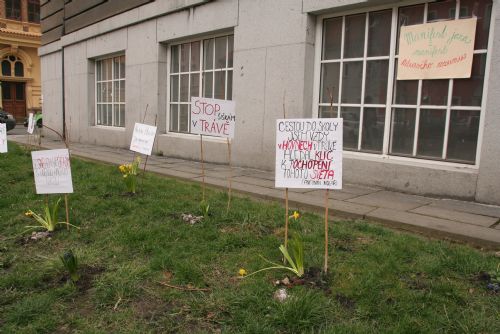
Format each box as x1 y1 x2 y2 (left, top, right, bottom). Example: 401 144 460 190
0 144 499 334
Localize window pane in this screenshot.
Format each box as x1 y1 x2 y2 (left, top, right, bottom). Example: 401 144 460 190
203 72 213 98
421 80 448 106
214 71 225 99
2 60 11 76
365 60 388 104
171 45 179 73
417 109 446 158
119 104 125 127
427 1 456 22
96 61 101 81
344 14 365 58
114 81 119 102
105 59 112 80
14 61 23 77
180 74 189 102
113 57 120 79
390 108 416 155
460 0 492 50
179 104 189 132
323 17 342 60
397 4 424 53
15 83 24 100
170 75 179 102
191 41 200 71
227 70 233 100
203 39 214 70
106 82 112 102
120 56 125 78
367 10 392 57
361 107 385 152
228 35 234 68
446 110 479 163
2 82 11 100
320 63 340 104
341 61 362 103
114 104 119 126
119 80 125 103
452 54 486 107
319 106 338 118
215 36 227 69
394 60 418 104
190 73 200 98
170 104 178 131
96 104 102 125
180 43 190 72
341 107 360 150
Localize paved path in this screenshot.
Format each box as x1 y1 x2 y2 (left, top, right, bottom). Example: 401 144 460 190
8 134 500 249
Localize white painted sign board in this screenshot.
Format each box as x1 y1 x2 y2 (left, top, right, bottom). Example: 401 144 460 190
130 122 157 156
0 123 7 153
31 149 73 194
275 118 343 189
27 113 34 134
190 97 236 138
398 18 477 80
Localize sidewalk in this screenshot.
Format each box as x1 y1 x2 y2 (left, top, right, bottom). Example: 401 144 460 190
8 134 500 249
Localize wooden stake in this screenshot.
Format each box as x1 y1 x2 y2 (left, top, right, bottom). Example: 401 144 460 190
284 188 289 251
200 134 206 202
324 189 329 273
64 194 70 231
226 137 232 212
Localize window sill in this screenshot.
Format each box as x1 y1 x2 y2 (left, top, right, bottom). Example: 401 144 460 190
93 125 126 131
160 131 227 143
343 151 479 173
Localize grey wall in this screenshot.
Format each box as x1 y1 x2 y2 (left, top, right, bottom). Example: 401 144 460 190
39 0 500 204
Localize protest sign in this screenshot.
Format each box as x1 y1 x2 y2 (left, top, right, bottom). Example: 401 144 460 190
190 97 236 138
0 123 7 153
130 122 157 156
398 18 476 80
27 113 35 134
31 149 73 194
275 118 343 189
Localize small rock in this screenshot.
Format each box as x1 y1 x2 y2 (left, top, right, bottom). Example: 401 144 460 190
29 231 51 241
495 251 500 258
181 213 204 225
273 288 288 302
281 277 290 285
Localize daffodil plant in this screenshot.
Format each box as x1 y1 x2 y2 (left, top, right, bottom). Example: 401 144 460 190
25 197 78 232
242 234 305 278
60 250 80 283
119 156 141 194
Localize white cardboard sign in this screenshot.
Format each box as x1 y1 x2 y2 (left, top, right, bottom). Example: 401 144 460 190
130 122 157 156
0 123 7 153
275 118 343 189
31 149 73 194
27 113 34 134
190 97 236 138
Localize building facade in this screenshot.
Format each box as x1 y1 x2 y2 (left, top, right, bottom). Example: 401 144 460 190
0 0 41 122
40 0 500 205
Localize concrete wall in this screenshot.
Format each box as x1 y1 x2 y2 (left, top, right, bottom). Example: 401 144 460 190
39 0 500 204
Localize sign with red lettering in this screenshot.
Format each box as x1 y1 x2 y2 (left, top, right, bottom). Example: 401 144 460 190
275 119 342 189
398 18 476 80
31 149 73 194
190 97 236 138
130 122 157 156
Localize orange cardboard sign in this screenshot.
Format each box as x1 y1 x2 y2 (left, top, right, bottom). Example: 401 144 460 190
397 18 477 80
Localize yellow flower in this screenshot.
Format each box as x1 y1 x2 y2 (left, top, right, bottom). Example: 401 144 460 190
119 165 126 173
238 268 247 276
25 210 33 217
290 211 300 220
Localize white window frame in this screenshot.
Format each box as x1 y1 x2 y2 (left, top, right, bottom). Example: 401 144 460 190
312 0 495 169
166 32 234 138
95 54 126 128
